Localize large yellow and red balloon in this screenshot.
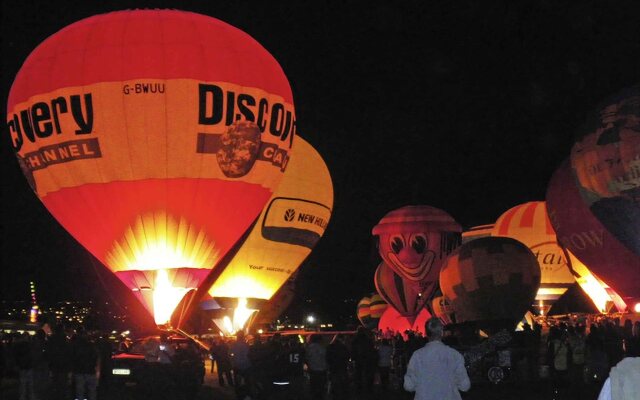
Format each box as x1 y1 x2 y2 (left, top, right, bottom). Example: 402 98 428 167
7 10 295 326
439 236 541 333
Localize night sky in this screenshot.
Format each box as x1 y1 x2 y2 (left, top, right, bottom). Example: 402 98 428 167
2 1 640 323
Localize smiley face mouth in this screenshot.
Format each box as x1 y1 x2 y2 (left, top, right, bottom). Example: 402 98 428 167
387 251 435 282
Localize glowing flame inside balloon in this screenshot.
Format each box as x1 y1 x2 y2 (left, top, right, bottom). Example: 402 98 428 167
106 212 219 272
152 269 191 326
215 298 258 335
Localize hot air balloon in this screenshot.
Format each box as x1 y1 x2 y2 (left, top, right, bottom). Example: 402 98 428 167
369 293 388 320
378 307 430 337
570 86 640 203
492 202 575 314
570 87 640 257
253 274 297 328
378 307 412 338
562 249 626 313
357 293 387 330
374 262 433 322
357 296 373 329
439 237 541 333
206 136 332 332
462 224 494 244
431 295 455 325
546 160 639 307
7 10 295 326
372 206 461 305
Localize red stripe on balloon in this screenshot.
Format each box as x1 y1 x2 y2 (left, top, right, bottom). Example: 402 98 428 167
519 202 538 229
8 10 293 110
497 206 519 236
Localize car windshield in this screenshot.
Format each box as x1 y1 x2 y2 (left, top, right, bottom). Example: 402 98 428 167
128 336 200 358
129 337 161 355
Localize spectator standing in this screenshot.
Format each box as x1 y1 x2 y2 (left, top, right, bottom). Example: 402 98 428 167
305 334 327 400
377 338 393 391
282 336 305 400
351 327 376 393
70 326 99 400
568 325 587 383
211 337 233 387
230 331 252 399
326 334 350 400
46 324 70 400
13 333 34 400
404 318 470 400
31 329 49 400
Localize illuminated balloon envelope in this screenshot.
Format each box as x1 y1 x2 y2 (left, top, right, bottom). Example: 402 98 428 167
462 224 494 244
357 293 387 330
253 274 297 328
546 160 640 305
411 308 431 335
562 249 626 313
207 136 333 304
439 237 541 334
375 262 433 322
372 205 462 305
492 201 575 313
200 296 260 336
7 10 295 326
570 86 640 204
378 307 412 338
356 296 373 328
369 293 388 320
431 295 455 325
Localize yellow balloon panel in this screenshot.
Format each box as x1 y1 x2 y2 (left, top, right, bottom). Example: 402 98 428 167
209 136 333 300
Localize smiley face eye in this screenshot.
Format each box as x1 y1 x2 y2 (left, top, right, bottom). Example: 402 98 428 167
411 234 427 254
390 235 404 254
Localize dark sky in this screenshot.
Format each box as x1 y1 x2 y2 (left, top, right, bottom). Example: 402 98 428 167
2 1 639 322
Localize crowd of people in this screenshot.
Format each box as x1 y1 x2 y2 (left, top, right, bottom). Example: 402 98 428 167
0 324 112 400
206 327 430 400
2 315 640 400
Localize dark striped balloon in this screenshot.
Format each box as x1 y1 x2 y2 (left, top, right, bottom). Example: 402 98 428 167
375 262 435 321
439 236 541 333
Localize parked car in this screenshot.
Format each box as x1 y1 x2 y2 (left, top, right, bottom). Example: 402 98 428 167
111 332 205 399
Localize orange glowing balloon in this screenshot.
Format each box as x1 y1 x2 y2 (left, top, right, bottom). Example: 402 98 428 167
7 10 295 325
492 202 575 311
570 86 640 204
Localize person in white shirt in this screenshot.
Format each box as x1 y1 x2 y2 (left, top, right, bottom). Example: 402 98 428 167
597 357 640 400
404 318 470 400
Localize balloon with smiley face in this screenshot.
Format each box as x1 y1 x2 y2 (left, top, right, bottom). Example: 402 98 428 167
372 205 463 284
